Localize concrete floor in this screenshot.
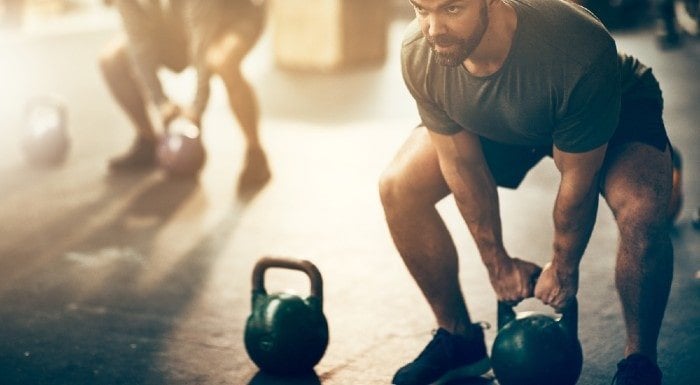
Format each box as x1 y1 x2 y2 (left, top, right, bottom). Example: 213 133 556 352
0 5 698 385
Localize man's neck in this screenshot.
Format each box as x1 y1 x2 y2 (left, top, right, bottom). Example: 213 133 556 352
464 0 517 77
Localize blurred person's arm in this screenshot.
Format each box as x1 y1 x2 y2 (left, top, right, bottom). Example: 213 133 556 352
112 0 172 120
181 2 217 126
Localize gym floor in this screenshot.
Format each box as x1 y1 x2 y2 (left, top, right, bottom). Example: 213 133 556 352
0 3 698 385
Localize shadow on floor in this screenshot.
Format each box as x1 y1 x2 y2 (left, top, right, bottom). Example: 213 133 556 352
248 371 322 385
0 170 265 385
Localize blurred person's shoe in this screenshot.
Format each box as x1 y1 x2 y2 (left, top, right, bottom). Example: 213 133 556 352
108 137 156 172
238 146 271 194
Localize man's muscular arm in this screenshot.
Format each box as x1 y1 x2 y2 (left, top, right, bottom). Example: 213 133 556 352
535 144 607 311
428 129 541 304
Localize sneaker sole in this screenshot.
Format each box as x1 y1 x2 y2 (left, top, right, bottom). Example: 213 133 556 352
431 357 491 385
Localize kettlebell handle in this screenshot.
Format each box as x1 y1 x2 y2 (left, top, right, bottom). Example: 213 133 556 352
25 95 68 121
497 297 578 339
251 256 324 306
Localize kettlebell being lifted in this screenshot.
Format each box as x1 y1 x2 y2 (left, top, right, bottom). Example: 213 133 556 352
491 298 583 385
157 117 206 177
244 257 329 375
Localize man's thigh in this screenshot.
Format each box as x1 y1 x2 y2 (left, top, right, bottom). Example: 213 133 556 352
601 141 672 223
386 127 550 199
600 94 673 216
205 2 265 70
155 16 189 72
383 126 450 205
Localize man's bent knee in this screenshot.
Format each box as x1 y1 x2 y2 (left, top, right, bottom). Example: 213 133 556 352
614 197 671 256
604 144 672 222
380 128 449 212
378 167 404 211
378 166 430 215
98 38 129 78
207 34 248 75
98 50 116 77
379 165 445 214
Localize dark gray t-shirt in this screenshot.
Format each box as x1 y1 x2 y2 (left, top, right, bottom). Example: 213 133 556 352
401 0 658 153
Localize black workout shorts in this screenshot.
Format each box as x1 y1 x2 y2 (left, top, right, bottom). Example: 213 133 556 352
480 97 671 189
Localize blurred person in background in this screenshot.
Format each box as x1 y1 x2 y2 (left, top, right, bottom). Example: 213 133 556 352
568 0 683 48
0 0 25 28
654 0 682 47
99 0 270 185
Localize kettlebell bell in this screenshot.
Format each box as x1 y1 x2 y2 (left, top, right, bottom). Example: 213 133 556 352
491 298 583 385
21 95 69 166
157 117 206 177
244 257 329 375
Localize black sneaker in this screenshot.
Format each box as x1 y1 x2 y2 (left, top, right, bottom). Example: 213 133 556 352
108 137 156 172
392 325 491 385
611 354 662 385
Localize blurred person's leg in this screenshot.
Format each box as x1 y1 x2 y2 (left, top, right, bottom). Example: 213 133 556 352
99 35 158 170
100 10 189 172
99 35 157 141
655 0 682 48
207 2 270 187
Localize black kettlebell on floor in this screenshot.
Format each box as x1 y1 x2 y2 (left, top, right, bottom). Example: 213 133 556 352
244 257 329 375
491 298 583 385
21 95 69 166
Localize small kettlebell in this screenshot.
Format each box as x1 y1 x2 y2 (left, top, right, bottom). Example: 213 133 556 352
157 118 206 177
244 257 329 375
21 95 69 166
491 298 583 385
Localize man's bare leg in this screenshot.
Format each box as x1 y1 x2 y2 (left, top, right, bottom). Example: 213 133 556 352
379 126 476 336
602 142 674 362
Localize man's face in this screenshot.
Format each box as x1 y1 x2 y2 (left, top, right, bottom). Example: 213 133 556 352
410 0 490 67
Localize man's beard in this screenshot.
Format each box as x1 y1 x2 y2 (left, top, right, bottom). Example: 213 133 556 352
428 36 475 67
427 8 489 67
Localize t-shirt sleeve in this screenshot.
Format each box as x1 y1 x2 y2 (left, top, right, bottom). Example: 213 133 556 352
400 28 462 135
553 46 620 153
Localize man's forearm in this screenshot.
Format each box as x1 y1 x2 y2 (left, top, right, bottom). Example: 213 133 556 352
128 48 169 108
429 130 509 268
451 161 509 267
551 181 599 272
114 0 169 108
190 63 211 121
